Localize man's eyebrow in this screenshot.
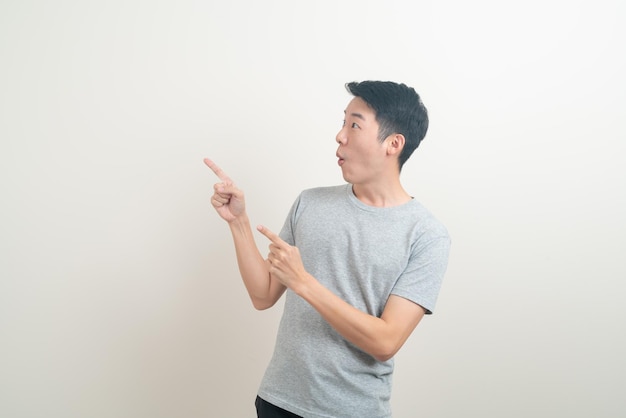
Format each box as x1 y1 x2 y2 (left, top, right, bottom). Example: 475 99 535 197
343 110 366 121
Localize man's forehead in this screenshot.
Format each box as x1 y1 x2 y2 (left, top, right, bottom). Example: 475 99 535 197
344 97 375 119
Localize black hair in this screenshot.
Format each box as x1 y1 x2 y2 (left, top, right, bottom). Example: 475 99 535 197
345 81 429 171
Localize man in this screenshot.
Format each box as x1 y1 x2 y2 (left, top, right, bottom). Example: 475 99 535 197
205 81 450 418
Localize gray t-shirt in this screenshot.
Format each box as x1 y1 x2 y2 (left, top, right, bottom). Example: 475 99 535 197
258 184 450 418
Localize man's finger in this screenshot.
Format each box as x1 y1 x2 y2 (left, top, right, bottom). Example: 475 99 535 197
203 158 232 183
257 225 283 245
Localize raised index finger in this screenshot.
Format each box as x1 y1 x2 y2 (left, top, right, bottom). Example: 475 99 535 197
257 225 284 245
203 158 232 182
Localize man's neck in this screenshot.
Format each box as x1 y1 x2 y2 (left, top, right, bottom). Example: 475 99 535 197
352 180 412 208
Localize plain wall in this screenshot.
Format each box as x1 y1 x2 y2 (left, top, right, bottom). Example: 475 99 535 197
1 1 624 417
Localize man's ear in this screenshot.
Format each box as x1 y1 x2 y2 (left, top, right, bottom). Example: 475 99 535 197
386 133 405 156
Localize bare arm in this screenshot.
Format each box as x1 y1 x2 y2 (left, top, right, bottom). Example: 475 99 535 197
204 159 286 309
258 225 425 361
298 279 424 362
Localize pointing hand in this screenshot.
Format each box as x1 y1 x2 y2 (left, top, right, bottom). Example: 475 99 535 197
204 158 246 223
257 225 309 291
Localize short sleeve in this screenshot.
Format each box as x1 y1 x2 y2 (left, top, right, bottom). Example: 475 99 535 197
390 233 451 314
279 194 302 246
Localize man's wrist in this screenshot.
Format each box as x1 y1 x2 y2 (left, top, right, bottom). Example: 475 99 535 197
293 272 316 299
228 214 251 232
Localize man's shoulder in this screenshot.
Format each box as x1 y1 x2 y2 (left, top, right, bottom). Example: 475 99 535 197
299 184 347 200
409 200 449 233
287 185 348 218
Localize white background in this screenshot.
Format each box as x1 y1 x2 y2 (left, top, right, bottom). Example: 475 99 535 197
1 1 625 417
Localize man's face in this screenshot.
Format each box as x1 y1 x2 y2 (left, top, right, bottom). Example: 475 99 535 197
336 97 388 185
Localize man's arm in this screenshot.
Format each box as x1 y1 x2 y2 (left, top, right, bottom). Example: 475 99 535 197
228 216 287 310
299 281 425 362
205 159 286 310
258 225 425 361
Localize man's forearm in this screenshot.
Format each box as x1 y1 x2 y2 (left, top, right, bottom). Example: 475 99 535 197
294 274 424 362
229 216 285 309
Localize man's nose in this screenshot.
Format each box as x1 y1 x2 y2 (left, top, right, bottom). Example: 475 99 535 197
336 128 347 145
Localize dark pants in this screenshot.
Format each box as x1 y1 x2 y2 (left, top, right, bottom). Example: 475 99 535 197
255 396 302 418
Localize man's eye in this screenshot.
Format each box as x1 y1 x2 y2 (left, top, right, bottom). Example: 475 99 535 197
351 122 359 129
